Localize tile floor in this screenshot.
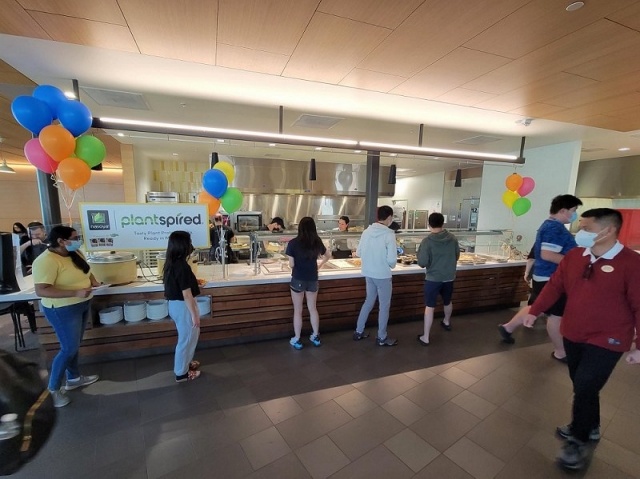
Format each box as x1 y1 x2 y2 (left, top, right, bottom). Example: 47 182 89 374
2 308 640 479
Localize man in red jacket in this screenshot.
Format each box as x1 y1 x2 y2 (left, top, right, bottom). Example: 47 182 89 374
521 208 640 470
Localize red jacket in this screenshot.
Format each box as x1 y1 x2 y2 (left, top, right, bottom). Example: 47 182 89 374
529 245 640 352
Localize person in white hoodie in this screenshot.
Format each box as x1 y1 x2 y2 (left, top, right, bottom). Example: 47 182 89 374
353 205 398 346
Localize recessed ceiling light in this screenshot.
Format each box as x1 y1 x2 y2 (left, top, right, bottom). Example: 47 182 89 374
354 150 362 153
269 143 276 147
217 139 225 143
117 133 124 137
64 91 76 99
390 153 397 157
315 147 322 151
566 1 584 12
618 147 631 151
172 153 178 156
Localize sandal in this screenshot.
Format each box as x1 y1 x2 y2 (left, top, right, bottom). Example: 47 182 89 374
176 370 201 382
189 360 201 371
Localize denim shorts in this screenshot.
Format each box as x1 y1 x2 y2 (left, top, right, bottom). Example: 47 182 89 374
290 278 319 293
424 280 454 308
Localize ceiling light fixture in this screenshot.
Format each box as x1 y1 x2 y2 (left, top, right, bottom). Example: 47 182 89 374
309 158 317 181
358 141 522 163
117 133 124 137
269 143 276 147
354 150 362 153
0 138 16 174
618 147 631 151
390 153 397 157
64 91 76 99
315 147 322 151
217 139 225 143
566 1 585 12
97 117 358 148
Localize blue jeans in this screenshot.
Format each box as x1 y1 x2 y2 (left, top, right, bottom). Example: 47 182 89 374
168 300 200 376
356 277 392 340
42 300 91 391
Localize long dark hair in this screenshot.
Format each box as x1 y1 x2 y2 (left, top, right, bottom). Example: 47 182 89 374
13 222 28 236
295 217 324 259
163 231 193 281
48 226 90 274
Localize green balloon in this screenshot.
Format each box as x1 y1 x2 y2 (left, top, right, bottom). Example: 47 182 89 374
512 197 532 217
75 135 106 168
220 187 243 213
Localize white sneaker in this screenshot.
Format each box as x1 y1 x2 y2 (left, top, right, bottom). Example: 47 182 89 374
65 374 99 391
50 389 70 408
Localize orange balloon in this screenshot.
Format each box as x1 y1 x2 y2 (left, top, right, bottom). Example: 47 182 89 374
198 190 221 215
57 157 91 190
505 173 523 192
39 124 75 161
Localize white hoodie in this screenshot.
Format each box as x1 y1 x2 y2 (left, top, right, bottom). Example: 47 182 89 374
356 222 397 279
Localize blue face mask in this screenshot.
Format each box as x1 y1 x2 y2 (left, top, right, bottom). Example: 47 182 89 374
569 211 578 223
66 239 82 252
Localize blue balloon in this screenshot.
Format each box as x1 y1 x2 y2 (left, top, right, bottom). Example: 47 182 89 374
33 85 67 119
11 96 53 135
203 169 228 199
57 100 92 137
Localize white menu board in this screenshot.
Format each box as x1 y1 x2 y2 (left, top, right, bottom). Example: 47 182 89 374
79 203 210 251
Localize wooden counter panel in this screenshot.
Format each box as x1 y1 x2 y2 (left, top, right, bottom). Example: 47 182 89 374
37 266 527 360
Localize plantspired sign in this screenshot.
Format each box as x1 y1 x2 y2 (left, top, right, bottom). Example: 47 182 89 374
79 203 209 251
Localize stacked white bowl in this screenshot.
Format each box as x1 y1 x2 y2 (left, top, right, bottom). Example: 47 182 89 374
146 299 169 320
124 301 147 322
99 306 123 325
196 296 211 316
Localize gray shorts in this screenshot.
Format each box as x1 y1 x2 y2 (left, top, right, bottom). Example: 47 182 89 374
290 278 319 293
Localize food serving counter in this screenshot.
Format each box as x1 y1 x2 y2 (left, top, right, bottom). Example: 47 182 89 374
3 229 529 362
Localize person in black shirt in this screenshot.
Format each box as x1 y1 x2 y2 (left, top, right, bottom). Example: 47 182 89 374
285 217 330 350
163 231 201 382
265 217 285 232
209 214 237 263
19 222 48 276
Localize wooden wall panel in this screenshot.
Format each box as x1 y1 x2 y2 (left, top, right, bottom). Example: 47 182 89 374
38 266 528 360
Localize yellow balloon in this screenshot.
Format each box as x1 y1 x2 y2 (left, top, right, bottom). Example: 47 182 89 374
502 190 520 208
213 161 235 183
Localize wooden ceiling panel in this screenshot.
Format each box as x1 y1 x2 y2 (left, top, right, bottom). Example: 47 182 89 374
607 2 640 31
217 44 289 75
17 0 127 25
391 47 511 100
570 115 640 132
564 43 640 81
27 11 139 53
217 0 319 56
119 0 217 64
544 73 640 108
607 103 640 121
475 73 597 112
358 0 527 77
0 0 50 39
282 13 390 84
464 0 637 59
317 0 424 29
339 69 406 93
546 92 640 122
435 88 496 107
463 20 640 95
508 103 566 118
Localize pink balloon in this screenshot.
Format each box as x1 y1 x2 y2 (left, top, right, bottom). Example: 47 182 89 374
517 176 536 197
24 138 59 174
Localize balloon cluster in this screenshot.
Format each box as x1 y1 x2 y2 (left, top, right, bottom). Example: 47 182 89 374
198 161 244 215
11 85 106 190
502 173 535 217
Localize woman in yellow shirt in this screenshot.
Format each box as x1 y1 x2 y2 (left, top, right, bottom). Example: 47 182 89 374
32 226 101 408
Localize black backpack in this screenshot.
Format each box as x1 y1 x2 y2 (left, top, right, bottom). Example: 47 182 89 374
0 350 56 475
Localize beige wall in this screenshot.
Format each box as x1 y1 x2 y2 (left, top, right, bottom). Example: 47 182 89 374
152 159 208 202
0 165 126 231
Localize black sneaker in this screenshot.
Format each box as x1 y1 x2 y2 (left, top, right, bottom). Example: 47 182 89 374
353 331 370 341
557 439 589 470
556 424 600 442
498 324 515 344
377 337 398 347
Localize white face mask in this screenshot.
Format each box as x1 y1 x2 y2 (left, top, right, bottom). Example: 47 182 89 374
575 230 599 248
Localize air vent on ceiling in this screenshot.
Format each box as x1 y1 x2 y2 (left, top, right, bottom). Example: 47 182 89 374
80 87 150 110
292 114 343 129
581 147 607 153
455 135 503 145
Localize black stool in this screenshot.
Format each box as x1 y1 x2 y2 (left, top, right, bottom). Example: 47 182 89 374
0 302 26 351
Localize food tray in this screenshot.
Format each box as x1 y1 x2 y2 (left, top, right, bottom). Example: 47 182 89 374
262 262 290 274
327 259 358 269
475 254 509 263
